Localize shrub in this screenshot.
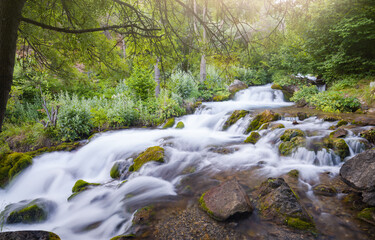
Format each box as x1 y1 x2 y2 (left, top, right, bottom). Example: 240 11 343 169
291 85 319 103
311 92 361 113
127 65 156 101
170 70 198 99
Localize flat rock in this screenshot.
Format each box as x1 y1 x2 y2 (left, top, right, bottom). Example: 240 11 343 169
0 231 60 240
330 128 348 138
200 179 253 221
340 149 375 192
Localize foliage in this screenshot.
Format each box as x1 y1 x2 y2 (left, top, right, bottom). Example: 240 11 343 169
310 92 361 113
126 65 156 101
169 70 198 99
291 85 319 103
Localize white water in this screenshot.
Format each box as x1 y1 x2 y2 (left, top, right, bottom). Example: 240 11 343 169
0 84 367 239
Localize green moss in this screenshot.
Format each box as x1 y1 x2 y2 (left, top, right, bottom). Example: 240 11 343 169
271 123 285 130
279 136 306 156
246 110 280 133
361 129 375 144
337 120 348 127
162 118 175 129
110 235 135 240
333 138 349 160
260 123 270 130
287 169 299 178
213 94 230 102
286 217 314 230
132 206 155 225
72 179 100 193
199 192 215 218
280 129 305 142
223 110 249 130
7 204 47 224
271 83 283 90
48 232 61 240
176 121 185 129
28 142 80 158
0 152 33 188
129 146 165 172
110 162 121 179
244 132 261 144
357 207 375 221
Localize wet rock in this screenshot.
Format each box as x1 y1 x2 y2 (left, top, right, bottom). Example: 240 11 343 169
110 234 135 240
357 208 375 224
271 123 285 130
323 137 349 160
222 110 249 130
110 162 121 179
256 178 314 230
129 146 165 172
199 179 253 221
244 132 260 144
312 184 337 197
2 199 56 224
246 110 280 133
360 128 375 145
133 206 155 225
69 179 100 200
280 129 305 142
340 149 375 205
297 112 308 121
271 84 297 101
0 231 61 240
336 120 348 128
208 146 239 155
176 121 185 129
287 169 299 179
0 152 33 188
162 118 175 129
213 94 230 102
228 79 247 95
330 128 348 138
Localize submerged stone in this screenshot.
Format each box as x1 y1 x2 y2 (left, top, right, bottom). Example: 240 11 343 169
110 162 121 179
162 118 175 129
312 184 337 197
357 208 375 223
69 179 100 200
129 146 165 172
222 110 249 130
271 123 285 130
244 132 260 144
246 110 280 133
256 178 314 230
280 129 305 142
199 179 253 221
279 136 306 156
323 137 349 160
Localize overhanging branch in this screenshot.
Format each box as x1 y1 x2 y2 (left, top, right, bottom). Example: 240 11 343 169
20 17 161 34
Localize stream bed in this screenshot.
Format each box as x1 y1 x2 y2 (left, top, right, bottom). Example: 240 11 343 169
0 84 373 239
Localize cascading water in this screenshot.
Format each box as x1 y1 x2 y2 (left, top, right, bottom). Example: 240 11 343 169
0 84 368 239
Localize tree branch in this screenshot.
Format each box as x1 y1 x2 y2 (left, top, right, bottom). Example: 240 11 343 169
20 17 161 34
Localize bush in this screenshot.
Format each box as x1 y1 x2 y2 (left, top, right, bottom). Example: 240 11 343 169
170 70 198 99
127 65 156 101
311 92 361 113
291 85 319 103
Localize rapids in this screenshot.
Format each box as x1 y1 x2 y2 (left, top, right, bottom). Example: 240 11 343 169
0 84 367 239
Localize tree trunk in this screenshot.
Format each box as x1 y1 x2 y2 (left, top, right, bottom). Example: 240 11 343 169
154 58 161 97
200 1 207 83
0 0 26 132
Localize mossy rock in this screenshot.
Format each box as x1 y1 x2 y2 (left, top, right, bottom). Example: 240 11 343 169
162 118 175 129
279 137 306 156
132 206 155 225
3 199 56 224
271 123 285 130
0 152 33 188
280 129 305 142
176 121 185 129
110 234 136 240
244 132 261 144
323 137 349 160
129 146 165 172
260 123 270 130
287 169 299 178
69 179 100 200
246 110 280 133
271 83 283 90
222 110 249 130
28 142 80 158
361 128 375 144
213 94 230 102
286 217 315 230
110 162 121 179
336 120 348 127
357 207 375 222
312 184 337 197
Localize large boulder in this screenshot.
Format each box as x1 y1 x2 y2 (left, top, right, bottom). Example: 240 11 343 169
199 179 253 221
228 80 247 95
1 199 56 224
0 152 33 188
256 178 314 230
340 149 375 205
246 110 280 133
222 110 249 130
129 146 165 172
0 231 60 240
